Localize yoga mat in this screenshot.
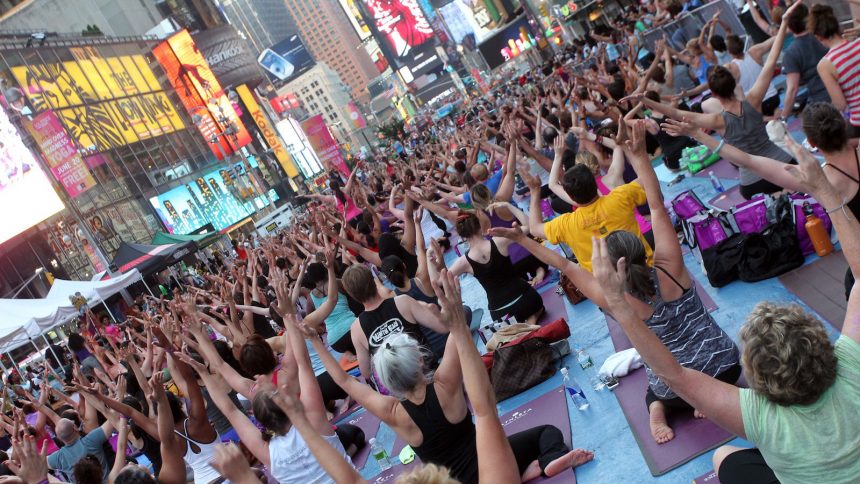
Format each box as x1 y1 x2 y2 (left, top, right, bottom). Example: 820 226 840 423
604 315 734 476
337 410 382 470
538 289 570 326
778 251 848 331
331 400 361 422
372 387 578 483
692 159 739 180
694 470 720 483
707 185 744 211
339 354 360 372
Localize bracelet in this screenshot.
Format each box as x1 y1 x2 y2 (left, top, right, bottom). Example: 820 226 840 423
714 139 725 155
826 201 848 214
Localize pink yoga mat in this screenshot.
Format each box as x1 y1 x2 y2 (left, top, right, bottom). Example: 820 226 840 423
338 410 382 470
373 387 578 483
604 315 734 476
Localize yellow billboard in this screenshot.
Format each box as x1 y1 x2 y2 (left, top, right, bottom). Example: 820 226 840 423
12 53 185 152
236 84 298 178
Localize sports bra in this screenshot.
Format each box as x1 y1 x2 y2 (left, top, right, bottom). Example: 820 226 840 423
824 150 860 220
174 419 221 484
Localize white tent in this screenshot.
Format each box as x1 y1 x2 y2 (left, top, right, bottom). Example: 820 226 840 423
0 269 142 353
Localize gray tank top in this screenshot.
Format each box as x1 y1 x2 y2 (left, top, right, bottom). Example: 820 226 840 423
721 100 794 185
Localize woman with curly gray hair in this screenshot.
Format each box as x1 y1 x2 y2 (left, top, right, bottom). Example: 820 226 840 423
591 143 860 484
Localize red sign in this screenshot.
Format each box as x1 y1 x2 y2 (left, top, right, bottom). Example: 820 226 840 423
300 115 350 179
363 0 434 60
269 93 300 114
153 30 252 160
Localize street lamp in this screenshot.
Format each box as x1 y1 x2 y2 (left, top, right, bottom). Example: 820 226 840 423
9 268 45 298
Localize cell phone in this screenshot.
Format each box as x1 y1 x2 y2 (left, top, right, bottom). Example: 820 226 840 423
257 48 295 80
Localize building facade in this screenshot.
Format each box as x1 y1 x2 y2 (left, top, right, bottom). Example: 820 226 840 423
0 0 163 36
219 0 297 55
281 0 379 102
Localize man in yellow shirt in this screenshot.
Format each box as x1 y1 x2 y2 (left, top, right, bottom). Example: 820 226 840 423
527 164 653 272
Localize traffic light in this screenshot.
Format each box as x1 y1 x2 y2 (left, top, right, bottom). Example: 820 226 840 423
45 271 54 286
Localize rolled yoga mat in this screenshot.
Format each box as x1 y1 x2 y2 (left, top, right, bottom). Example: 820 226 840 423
336 410 382 470
604 315 734 476
373 386 578 483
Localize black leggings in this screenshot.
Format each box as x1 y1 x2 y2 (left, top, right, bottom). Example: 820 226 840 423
330 330 356 354
718 448 779 484
335 423 366 454
317 371 348 403
739 177 788 200
845 267 854 300
508 425 569 476
512 254 549 281
489 286 544 323
646 363 742 410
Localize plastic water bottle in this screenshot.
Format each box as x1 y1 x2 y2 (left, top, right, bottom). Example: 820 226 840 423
576 347 605 391
369 438 391 471
709 171 725 193
560 367 589 411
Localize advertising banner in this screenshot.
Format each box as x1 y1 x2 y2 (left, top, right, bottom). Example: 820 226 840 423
477 15 536 70
150 156 278 234
193 25 264 88
12 53 185 152
345 102 367 130
300 115 350 179
153 30 252 160
0 103 64 244
362 0 435 61
258 35 316 84
235 84 299 178
26 110 96 198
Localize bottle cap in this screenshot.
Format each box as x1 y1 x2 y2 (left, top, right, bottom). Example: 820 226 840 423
369 438 377 445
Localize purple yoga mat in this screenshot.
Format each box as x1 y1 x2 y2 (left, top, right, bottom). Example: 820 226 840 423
694 470 720 483
708 185 745 211
339 410 382 470
372 387 578 483
604 315 734 476
693 159 739 180
538 289 569 326
331 400 361 422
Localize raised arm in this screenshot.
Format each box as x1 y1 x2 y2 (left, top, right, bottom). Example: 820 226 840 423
494 140 518 202
151 373 194 483
281 308 331 435
299 251 339 332
523 168 547 239
549 135 574 204
746 5 794 108
623 92 723 131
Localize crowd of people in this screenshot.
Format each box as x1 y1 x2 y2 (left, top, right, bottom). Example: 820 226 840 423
1 0 859 483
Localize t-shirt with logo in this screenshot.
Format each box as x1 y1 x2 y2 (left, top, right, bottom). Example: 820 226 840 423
358 297 431 356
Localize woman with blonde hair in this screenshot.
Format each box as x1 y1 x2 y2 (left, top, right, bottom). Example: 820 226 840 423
590 138 860 483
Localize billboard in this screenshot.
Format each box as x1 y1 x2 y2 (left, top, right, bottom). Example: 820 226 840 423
0 104 64 244
338 0 373 40
438 0 499 45
258 35 315 84
12 51 185 153
235 84 299 178
149 156 278 234
275 118 324 179
153 30 252 160
477 15 537 70
25 110 97 198
345 102 367 130
362 0 435 61
193 25 264 88
300 115 350 179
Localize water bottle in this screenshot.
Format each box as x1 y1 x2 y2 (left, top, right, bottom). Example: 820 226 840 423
369 438 391 471
709 171 725 193
804 203 834 257
576 347 604 391
560 367 589 411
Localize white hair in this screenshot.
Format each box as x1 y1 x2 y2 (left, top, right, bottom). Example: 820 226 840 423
371 333 434 398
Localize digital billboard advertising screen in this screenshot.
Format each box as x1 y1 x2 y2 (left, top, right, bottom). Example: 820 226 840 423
149 156 278 234
362 0 434 61
477 15 536 70
0 104 64 244
153 30 252 160
258 34 315 85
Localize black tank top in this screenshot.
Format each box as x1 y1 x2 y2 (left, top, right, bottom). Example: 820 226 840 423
395 278 438 305
825 150 860 219
401 383 478 484
467 240 532 311
358 298 431 355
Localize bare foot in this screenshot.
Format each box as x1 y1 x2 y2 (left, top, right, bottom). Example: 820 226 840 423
544 449 595 477
343 351 357 363
530 267 547 287
649 400 675 444
694 409 705 419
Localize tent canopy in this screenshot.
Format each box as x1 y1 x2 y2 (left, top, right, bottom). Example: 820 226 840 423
111 241 197 275
151 230 220 248
0 269 142 352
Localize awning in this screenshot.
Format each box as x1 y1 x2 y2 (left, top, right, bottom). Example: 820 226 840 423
151 230 221 248
111 241 197 275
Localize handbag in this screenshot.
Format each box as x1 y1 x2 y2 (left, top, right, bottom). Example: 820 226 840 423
730 195 770 235
557 273 587 305
738 195 805 282
481 317 571 370
790 193 833 256
684 211 733 251
490 337 559 401
671 189 707 220
700 232 746 287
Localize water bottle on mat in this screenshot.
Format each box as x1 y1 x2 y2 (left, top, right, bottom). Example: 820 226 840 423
370 438 391 471
561 367 589 411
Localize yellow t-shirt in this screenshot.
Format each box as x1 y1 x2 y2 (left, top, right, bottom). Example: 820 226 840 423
543 181 653 272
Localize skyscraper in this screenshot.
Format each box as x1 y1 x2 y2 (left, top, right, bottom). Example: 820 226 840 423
281 0 379 102
219 0 297 55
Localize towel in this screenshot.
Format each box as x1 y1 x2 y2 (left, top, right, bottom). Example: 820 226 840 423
598 348 644 378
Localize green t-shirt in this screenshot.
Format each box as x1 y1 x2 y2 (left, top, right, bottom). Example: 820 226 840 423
740 336 860 483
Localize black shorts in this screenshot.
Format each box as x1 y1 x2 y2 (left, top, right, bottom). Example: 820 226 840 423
490 285 544 322
330 330 355 354
718 448 779 484
761 94 780 117
739 168 794 200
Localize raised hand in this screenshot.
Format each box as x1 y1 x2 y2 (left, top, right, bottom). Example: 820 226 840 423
209 443 257 484
430 269 467 331
783 135 837 200
591 237 627 307
660 117 700 138
517 164 542 191
487 224 526 241
5 435 48 484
